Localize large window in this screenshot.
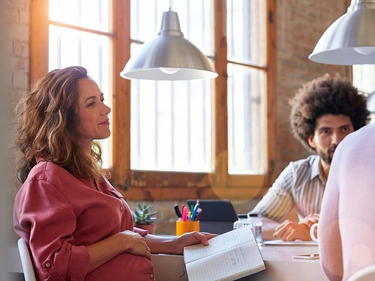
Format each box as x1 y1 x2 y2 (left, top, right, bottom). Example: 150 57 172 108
48 0 111 166
353 65 375 122
353 65 375 95
30 0 276 200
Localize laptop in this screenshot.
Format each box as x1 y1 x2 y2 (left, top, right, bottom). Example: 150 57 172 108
186 199 238 234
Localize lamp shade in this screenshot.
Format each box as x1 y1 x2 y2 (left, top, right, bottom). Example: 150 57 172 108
120 10 218 80
309 0 375 65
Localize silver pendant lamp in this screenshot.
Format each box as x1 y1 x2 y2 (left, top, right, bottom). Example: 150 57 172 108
120 9 218 80
309 0 375 65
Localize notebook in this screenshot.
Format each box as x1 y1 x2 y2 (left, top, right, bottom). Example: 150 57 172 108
183 227 266 281
186 199 238 234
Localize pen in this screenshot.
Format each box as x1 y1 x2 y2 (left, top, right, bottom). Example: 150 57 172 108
174 204 182 219
191 199 200 220
191 207 198 220
196 208 202 220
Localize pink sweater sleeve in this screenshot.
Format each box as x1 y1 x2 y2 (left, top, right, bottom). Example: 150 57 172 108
320 124 375 281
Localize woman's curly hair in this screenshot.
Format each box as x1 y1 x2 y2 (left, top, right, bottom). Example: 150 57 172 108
14 66 104 183
290 73 370 153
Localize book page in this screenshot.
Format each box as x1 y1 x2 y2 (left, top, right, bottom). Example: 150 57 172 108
185 241 265 281
184 227 255 264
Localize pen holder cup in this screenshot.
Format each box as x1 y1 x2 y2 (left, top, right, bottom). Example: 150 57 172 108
176 221 200 236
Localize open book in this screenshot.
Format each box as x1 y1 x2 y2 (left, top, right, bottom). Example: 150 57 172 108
183 227 265 281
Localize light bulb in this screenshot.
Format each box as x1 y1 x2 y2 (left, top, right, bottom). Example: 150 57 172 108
160 67 179 74
353 47 375 56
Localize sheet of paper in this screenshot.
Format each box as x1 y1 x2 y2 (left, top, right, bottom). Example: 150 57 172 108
183 227 265 281
185 241 264 281
184 227 255 263
263 239 318 246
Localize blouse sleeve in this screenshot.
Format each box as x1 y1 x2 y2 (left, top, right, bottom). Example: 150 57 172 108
14 179 89 281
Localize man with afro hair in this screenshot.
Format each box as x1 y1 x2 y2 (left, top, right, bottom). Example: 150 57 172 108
249 73 370 241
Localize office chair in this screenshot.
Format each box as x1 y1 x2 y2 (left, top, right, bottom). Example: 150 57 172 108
17 238 37 281
348 265 375 281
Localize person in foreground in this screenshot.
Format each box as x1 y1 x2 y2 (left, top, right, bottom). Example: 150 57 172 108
13 66 215 281
319 121 375 281
249 74 370 241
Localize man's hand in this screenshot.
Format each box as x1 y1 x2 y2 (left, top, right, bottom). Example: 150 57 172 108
273 214 320 241
299 213 320 228
273 220 311 241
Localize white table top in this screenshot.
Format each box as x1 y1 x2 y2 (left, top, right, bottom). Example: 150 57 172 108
261 240 319 261
10 240 328 281
249 241 328 281
152 240 328 281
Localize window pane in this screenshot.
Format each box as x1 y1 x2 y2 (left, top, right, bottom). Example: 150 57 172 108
353 65 375 94
131 0 169 42
227 64 266 174
353 65 375 123
172 0 215 56
48 1 111 168
130 0 214 172
49 26 109 79
131 0 214 57
49 0 109 32
131 79 212 172
227 0 266 66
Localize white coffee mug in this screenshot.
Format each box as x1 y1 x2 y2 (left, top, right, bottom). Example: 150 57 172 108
310 223 319 242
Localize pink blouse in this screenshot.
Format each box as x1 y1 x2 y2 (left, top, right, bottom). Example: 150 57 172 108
13 161 155 281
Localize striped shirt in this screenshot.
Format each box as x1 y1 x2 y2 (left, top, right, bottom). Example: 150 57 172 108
251 155 326 222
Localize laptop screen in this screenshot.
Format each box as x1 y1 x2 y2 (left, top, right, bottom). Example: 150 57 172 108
186 199 238 234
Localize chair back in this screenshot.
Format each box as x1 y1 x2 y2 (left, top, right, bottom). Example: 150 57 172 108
348 265 375 281
17 238 37 281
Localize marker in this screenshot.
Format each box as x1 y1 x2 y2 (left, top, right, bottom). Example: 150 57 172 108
182 206 188 221
174 204 182 219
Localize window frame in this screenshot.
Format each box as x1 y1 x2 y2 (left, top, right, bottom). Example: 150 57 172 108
30 0 277 201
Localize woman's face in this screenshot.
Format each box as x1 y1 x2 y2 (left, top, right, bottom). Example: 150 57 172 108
75 78 111 150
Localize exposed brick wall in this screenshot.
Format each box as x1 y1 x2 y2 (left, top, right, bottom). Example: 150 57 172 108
2 0 31 250
1 0 30 276
5 0 30 103
274 0 349 178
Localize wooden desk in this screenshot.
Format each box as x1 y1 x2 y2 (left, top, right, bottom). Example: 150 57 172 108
152 241 329 281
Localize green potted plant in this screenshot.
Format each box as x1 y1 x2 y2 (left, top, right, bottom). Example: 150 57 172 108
132 202 158 234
